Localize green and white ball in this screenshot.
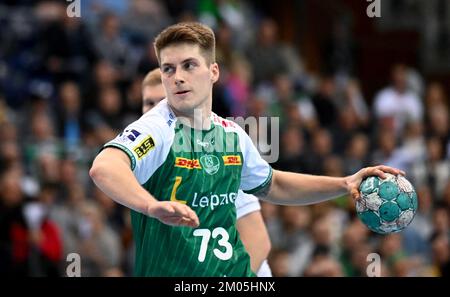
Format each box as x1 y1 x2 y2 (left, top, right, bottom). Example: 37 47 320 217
356 173 418 234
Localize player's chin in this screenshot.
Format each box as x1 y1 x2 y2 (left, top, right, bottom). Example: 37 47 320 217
170 100 195 114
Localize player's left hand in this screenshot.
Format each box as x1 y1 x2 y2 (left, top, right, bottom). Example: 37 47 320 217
147 201 200 228
345 165 405 201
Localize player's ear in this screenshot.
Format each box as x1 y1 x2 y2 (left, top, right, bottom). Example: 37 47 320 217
210 63 219 83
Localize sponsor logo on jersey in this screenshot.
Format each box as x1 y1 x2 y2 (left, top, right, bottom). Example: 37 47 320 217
199 154 220 175
175 157 202 169
191 192 237 211
196 135 215 149
118 129 141 143
223 155 242 166
133 135 155 159
196 139 209 148
166 111 176 126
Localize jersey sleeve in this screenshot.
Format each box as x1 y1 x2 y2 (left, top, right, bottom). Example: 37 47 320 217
235 125 273 194
235 190 261 220
102 113 173 184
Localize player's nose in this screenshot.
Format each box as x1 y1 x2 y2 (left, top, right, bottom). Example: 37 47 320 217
174 67 185 86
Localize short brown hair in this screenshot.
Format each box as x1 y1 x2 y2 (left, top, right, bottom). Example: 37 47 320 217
142 68 162 88
154 22 216 65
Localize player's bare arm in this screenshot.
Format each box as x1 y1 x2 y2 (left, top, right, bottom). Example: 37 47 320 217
89 147 199 227
236 211 271 273
255 165 405 205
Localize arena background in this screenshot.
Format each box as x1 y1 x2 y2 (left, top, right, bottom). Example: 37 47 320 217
0 0 449 277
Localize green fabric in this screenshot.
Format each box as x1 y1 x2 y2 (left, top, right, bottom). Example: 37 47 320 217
132 122 254 276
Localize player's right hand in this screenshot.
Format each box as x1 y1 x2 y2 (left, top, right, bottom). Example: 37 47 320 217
345 165 405 202
147 201 200 228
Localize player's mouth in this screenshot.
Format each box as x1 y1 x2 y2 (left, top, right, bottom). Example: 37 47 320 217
175 90 190 95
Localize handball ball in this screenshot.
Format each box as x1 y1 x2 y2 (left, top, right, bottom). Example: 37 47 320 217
356 173 418 234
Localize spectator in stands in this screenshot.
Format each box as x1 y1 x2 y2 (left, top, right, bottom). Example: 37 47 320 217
373 64 423 136
246 18 289 85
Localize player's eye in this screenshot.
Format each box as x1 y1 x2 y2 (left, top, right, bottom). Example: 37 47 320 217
161 65 174 74
183 61 197 70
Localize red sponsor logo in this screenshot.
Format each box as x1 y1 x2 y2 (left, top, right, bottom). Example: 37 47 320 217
175 157 202 169
223 155 242 165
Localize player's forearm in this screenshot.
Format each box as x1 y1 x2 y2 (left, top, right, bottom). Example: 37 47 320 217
265 170 349 205
89 151 156 215
249 245 268 273
236 212 271 273
248 238 270 273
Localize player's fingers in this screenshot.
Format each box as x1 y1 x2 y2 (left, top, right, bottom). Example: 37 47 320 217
175 216 198 228
376 165 404 176
155 203 175 217
190 216 199 227
370 168 386 179
162 215 190 227
166 205 199 227
185 207 199 226
350 187 360 201
184 217 199 228
174 204 199 225
171 202 189 217
161 203 199 227
162 202 175 212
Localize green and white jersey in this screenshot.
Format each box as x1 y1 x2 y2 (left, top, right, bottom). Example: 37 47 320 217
103 99 272 277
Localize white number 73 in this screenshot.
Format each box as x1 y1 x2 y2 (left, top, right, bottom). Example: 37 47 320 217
193 227 233 262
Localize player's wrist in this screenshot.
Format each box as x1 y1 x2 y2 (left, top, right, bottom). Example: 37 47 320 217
343 175 354 193
141 193 158 217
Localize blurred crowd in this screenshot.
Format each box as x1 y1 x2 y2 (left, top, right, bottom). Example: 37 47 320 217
0 0 449 277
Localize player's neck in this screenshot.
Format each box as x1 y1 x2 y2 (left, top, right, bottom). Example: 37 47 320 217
178 114 212 130
173 107 212 130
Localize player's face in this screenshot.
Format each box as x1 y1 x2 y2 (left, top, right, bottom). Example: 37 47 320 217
159 43 219 116
142 84 165 114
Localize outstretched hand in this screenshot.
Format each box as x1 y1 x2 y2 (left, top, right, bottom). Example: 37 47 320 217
345 165 405 201
147 201 200 228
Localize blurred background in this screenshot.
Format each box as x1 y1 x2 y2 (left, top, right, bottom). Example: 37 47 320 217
0 0 449 277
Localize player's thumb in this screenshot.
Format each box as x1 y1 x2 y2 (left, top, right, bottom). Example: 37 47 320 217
351 188 360 201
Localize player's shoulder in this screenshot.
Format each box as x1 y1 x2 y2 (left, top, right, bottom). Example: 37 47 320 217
113 99 175 150
141 99 176 129
130 99 176 136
